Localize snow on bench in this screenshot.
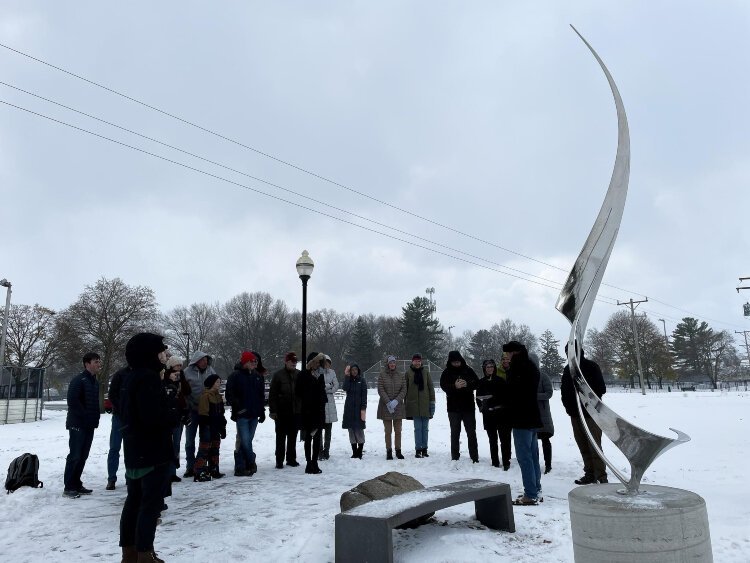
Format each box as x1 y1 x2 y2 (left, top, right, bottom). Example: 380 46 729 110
335 478 515 563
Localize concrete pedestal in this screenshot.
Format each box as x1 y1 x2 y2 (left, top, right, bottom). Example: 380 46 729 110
568 484 712 563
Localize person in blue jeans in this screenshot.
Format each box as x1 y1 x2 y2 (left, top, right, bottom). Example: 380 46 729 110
106 366 130 490
225 351 266 476
503 341 543 506
404 354 436 458
182 351 216 477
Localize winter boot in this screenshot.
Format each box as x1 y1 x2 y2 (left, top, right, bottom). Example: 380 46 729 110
574 474 597 485
395 449 404 460
106 480 116 491
210 468 226 479
421 448 429 458
194 469 212 482
415 450 423 458
183 468 195 478
386 449 393 460
305 461 323 474
544 465 552 475
356 443 364 458
136 551 164 563
351 444 358 458
121 545 137 563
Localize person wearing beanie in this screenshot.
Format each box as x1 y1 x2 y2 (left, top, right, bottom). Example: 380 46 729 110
194 374 227 482
404 353 435 458
476 358 512 469
377 354 406 460
319 355 339 461
182 350 217 478
342 363 367 458
269 352 302 468
162 356 191 486
296 352 328 474
225 351 266 476
118 332 175 563
502 340 543 506
440 350 480 462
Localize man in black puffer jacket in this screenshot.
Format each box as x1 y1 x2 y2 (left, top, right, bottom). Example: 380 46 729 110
63 352 102 498
440 350 479 462
118 333 176 563
560 344 607 485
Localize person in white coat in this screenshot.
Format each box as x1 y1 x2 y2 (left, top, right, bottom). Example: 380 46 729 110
319 355 339 460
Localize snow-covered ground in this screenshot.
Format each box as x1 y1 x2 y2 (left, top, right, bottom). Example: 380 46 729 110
1 390 748 562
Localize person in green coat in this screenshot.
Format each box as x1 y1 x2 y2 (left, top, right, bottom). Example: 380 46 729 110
404 353 436 458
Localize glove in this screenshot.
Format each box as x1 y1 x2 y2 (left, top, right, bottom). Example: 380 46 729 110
269 413 277 420
429 402 436 417
220 427 227 439
388 399 398 411
259 412 266 423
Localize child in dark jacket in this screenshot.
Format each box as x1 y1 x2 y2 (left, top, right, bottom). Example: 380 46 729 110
195 374 227 482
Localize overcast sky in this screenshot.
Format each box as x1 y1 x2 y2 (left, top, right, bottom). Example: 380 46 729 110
1 1 748 353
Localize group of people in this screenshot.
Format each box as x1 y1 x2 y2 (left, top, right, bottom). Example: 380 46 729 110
62 333 608 562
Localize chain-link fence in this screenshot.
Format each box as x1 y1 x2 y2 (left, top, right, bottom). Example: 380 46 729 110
362 359 443 389
0 366 45 424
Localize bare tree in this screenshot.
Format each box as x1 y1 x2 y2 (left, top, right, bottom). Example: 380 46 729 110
307 308 355 374
4 303 57 368
55 277 159 409
161 302 221 361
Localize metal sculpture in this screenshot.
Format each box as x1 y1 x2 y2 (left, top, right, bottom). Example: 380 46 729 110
555 26 690 495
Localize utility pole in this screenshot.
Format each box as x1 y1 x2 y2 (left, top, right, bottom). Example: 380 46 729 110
658 318 670 389
618 297 648 395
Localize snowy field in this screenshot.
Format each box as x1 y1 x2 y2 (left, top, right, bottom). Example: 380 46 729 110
1 390 749 562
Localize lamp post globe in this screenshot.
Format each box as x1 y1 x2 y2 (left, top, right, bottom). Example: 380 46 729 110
296 251 314 364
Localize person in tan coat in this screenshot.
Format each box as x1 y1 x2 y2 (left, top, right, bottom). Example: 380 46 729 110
377 355 406 460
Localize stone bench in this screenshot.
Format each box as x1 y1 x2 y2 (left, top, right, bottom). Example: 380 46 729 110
334 478 515 563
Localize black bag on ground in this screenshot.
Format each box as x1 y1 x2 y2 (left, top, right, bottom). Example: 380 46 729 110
5 453 43 493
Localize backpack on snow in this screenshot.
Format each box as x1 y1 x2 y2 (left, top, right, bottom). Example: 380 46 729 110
5 453 43 494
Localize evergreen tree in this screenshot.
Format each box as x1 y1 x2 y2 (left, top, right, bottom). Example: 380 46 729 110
539 329 565 379
348 315 378 370
398 296 443 361
671 317 711 381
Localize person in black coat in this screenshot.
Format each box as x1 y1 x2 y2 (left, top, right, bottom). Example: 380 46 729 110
296 352 328 474
560 344 608 485
106 365 131 491
504 341 543 505
440 350 479 462
476 358 512 469
63 351 102 498
118 332 175 563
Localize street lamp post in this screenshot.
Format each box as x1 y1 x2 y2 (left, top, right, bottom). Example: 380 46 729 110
0 279 12 373
183 332 190 365
296 250 315 364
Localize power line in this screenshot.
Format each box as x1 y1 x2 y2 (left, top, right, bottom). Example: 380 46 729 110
1 98 612 302
0 81 605 295
0 42 743 329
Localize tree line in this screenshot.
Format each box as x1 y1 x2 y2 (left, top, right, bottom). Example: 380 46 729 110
2 277 746 396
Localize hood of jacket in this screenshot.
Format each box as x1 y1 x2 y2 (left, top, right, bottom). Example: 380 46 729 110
189 350 212 367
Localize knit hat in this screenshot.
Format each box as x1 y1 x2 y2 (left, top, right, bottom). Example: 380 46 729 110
165 356 184 371
204 374 220 389
502 341 525 353
240 351 257 365
125 333 168 371
284 351 298 363
386 355 397 363
412 353 422 361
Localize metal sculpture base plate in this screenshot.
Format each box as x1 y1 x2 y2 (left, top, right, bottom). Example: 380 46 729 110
568 484 712 562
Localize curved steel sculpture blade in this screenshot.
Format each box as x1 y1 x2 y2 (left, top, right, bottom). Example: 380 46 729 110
556 26 690 495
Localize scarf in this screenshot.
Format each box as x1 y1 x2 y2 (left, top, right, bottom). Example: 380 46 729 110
413 366 424 391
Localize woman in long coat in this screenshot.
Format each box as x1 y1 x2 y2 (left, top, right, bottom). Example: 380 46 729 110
377 355 406 460
319 355 339 461
296 352 327 474
342 363 367 459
